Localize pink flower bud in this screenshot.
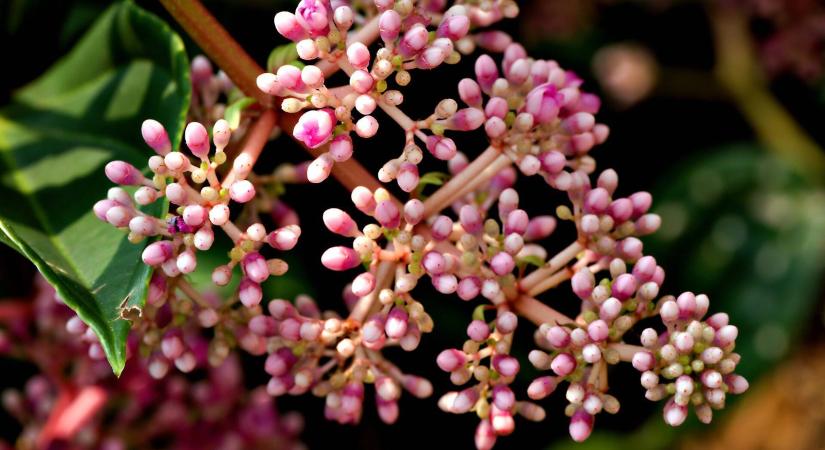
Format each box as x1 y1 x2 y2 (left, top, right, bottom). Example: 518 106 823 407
632 351 655 372
295 0 328 35
307 153 334 183
212 265 232 286
490 252 515 276
396 163 419 192
349 70 374 94
663 399 687 426
321 246 361 271
458 205 482 234
457 277 481 301
600 297 622 321
551 353 576 376
403 199 424 225
378 10 401 42
142 241 173 266
105 161 142 186
493 354 520 377
584 187 610 214
184 122 210 158
266 224 301 250
474 54 499 91
399 24 429 57
93 199 118 221
374 200 400 228
425 135 457 160
385 307 409 339
238 278 263 308
449 108 485 131
475 419 497 450
632 255 657 281
141 119 171 155
323 208 358 237
436 349 467 372
587 320 609 342
329 134 353 162
504 209 529 235
496 311 518 334
528 376 558 400
569 410 593 442
352 115 377 139
351 186 376 214
432 273 458 294
346 42 370 69
458 78 482 107
571 269 595 299
485 96 508 119
230 180 255 203
242 252 269 283
176 249 197 274
182 205 207 227
523 83 559 125
294 108 336 149
257 72 282 95
629 192 652 218
437 14 469 40
274 11 308 41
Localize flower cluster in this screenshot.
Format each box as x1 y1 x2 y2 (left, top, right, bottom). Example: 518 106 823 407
0 275 304 450
85 0 751 448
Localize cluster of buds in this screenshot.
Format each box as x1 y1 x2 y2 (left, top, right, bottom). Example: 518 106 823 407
95 115 300 308
251 294 433 425
0 275 305 450
632 292 748 426
81 0 752 448
258 0 520 183
436 309 546 450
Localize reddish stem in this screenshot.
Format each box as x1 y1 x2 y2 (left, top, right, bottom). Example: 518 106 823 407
159 0 272 107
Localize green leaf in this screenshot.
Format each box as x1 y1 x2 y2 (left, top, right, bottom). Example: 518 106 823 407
413 171 450 199
224 96 256 130
266 42 300 72
0 1 191 375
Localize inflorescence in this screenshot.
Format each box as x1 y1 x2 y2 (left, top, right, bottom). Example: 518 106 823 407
90 0 749 447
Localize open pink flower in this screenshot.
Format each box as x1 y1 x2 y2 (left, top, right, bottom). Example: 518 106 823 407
293 108 336 149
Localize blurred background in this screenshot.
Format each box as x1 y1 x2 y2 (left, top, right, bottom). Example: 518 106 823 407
2 0 825 448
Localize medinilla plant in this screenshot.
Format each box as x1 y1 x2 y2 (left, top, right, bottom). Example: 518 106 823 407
0 1 752 448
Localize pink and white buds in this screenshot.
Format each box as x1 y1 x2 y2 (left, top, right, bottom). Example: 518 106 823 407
141 119 171 155
321 246 361 271
378 10 401 42
184 122 210 158
105 161 142 186
385 307 409 339
396 163 419 193
458 78 483 107
551 353 576 377
346 42 371 69
230 180 256 203
426 136 457 160
242 252 270 283
307 153 334 183
374 200 400 228
399 24 429 57
274 12 308 41
437 14 470 40
238 278 263 308
323 208 358 237
142 241 173 266
569 410 593 442
329 134 353 162
294 108 336 149
436 349 467 372
475 54 499 91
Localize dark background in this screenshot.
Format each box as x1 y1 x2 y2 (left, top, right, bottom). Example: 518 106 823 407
2 0 825 449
